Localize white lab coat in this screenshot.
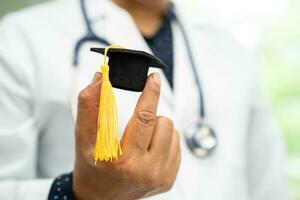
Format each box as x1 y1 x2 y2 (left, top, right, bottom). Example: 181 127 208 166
0 0 287 199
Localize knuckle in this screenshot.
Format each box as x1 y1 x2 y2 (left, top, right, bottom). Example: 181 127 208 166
115 157 138 179
119 163 134 178
172 131 181 151
173 130 180 142
145 171 160 189
157 116 174 129
174 128 180 135
136 109 156 127
148 80 160 97
78 90 90 108
160 177 174 192
74 125 82 137
178 149 182 164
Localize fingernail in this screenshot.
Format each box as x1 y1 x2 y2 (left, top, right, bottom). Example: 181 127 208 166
152 73 161 86
91 72 101 86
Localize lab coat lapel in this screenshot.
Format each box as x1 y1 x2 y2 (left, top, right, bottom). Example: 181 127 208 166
172 18 200 131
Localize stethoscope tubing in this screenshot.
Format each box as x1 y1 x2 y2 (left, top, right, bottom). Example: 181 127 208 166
170 13 206 119
73 0 111 66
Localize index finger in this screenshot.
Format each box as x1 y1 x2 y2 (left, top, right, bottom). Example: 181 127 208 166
122 73 161 152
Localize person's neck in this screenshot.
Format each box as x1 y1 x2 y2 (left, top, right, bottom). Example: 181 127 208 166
112 0 168 37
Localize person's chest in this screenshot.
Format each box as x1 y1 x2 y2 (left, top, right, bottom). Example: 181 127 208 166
28 4 252 198
33 34 250 200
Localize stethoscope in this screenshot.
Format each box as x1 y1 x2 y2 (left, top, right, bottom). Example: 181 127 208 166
73 0 218 158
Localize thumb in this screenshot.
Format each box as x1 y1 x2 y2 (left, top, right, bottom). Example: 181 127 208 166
75 72 102 148
122 73 161 152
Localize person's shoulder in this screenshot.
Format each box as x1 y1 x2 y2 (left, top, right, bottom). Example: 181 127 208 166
0 0 78 31
191 21 257 69
0 0 80 70
190 22 246 58
183 19 260 85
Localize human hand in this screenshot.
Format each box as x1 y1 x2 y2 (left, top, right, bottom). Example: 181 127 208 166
73 72 181 200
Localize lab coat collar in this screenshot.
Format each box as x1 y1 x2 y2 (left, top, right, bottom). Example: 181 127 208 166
85 0 177 25
84 0 124 22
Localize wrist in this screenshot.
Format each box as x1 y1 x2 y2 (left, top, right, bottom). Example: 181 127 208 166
73 168 123 200
73 168 101 200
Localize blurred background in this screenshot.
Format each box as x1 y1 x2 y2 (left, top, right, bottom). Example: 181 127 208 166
1 0 299 199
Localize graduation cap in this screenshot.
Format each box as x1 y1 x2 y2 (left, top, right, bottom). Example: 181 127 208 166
91 46 166 163
90 47 166 92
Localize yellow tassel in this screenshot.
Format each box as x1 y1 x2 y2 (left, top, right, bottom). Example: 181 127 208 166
94 45 123 163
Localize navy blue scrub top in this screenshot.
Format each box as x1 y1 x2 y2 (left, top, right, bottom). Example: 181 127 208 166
144 11 174 89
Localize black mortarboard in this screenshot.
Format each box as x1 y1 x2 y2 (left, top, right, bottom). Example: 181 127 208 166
91 47 166 92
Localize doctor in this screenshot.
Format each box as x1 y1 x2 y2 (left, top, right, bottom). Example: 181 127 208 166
0 0 287 199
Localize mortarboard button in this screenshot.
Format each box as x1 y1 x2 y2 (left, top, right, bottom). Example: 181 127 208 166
91 47 166 92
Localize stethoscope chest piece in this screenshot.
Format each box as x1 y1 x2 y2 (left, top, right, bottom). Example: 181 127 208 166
184 121 217 158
